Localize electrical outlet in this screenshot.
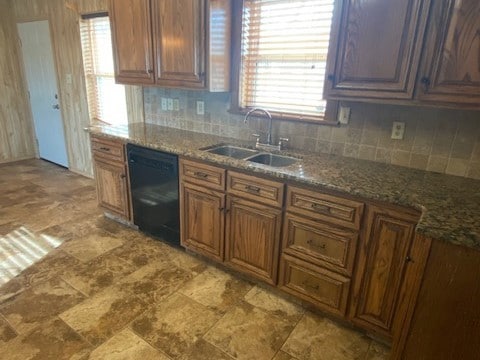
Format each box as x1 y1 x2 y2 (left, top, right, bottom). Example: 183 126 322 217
196 100 205 115
167 98 173 111
173 99 180 111
338 106 351 125
391 121 405 140
161 98 167 111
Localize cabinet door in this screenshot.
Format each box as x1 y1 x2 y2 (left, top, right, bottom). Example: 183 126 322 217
324 0 430 100
152 0 206 88
415 0 480 106
225 197 282 285
350 205 418 339
94 157 130 219
110 0 155 84
180 183 225 262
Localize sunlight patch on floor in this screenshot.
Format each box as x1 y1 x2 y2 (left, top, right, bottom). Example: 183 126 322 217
0 226 64 285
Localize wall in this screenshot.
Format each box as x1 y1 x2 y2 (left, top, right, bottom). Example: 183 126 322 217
144 88 480 180
0 0 36 163
7 0 143 177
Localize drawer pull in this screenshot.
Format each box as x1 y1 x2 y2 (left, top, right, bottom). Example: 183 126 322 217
306 239 327 251
100 147 111 152
194 171 209 178
302 281 320 291
245 185 261 193
311 203 331 214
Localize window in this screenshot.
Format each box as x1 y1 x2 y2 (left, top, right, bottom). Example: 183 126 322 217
233 0 335 122
80 13 127 125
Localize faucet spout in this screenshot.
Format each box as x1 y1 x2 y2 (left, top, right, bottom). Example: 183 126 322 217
244 108 273 145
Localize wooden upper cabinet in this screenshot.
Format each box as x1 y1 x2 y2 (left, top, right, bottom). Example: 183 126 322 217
325 0 430 100
110 0 231 90
350 205 419 340
109 0 155 84
152 0 205 88
414 0 480 106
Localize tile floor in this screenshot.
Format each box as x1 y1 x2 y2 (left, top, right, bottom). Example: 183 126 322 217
0 159 390 360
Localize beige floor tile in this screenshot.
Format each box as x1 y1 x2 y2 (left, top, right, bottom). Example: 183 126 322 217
179 266 253 313
59 287 147 346
273 350 299 360
365 341 390 360
61 231 124 262
180 339 234 360
281 312 371 360
131 292 221 359
87 328 169 360
204 301 296 360
167 248 208 275
115 261 194 304
108 236 173 268
61 252 137 296
0 277 85 335
0 315 17 345
0 318 92 360
244 286 304 322
15 249 80 287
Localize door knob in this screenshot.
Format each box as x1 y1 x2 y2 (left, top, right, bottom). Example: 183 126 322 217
52 104 60 110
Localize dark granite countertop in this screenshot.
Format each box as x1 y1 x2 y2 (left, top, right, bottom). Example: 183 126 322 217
89 122 480 251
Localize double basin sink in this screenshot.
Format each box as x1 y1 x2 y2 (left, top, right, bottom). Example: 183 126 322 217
204 145 299 167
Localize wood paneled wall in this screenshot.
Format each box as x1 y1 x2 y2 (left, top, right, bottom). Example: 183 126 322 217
7 0 143 177
0 0 37 164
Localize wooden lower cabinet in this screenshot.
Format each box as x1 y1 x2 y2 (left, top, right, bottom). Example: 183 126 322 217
225 196 282 285
180 182 225 262
279 254 351 316
350 205 419 339
93 157 130 220
178 158 433 354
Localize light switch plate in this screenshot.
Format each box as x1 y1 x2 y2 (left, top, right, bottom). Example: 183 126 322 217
196 100 205 115
167 98 173 111
338 106 351 124
391 121 405 140
173 99 180 111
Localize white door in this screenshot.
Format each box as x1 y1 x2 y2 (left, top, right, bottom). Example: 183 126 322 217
17 20 69 167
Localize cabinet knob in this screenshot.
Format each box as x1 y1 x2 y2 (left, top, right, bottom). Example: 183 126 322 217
147 69 154 74
120 174 126 179
405 255 414 263
420 77 431 93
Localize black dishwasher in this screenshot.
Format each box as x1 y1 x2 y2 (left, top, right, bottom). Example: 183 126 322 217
127 144 179 246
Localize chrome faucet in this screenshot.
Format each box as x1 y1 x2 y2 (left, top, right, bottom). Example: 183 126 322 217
244 107 289 151
244 108 273 145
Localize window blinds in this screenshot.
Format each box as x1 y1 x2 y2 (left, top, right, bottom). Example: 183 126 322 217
80 15 127 125
239 0 335 119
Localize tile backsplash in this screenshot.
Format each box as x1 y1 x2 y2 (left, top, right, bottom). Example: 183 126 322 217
144 87 480 180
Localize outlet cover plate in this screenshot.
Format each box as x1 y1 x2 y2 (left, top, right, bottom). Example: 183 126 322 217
196 100 205 115
391 121 405 140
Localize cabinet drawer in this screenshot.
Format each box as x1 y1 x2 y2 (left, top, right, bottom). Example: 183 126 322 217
279 254 350 317
91 136 125 162
287 186 364 230
180 159 226 191
283 214 358 276
227 171 284 208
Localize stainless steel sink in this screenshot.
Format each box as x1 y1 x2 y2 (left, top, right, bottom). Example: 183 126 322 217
246 153 299 167
205 145 258 159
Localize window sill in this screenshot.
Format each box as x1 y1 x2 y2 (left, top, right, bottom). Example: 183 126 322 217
228 105 340 126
